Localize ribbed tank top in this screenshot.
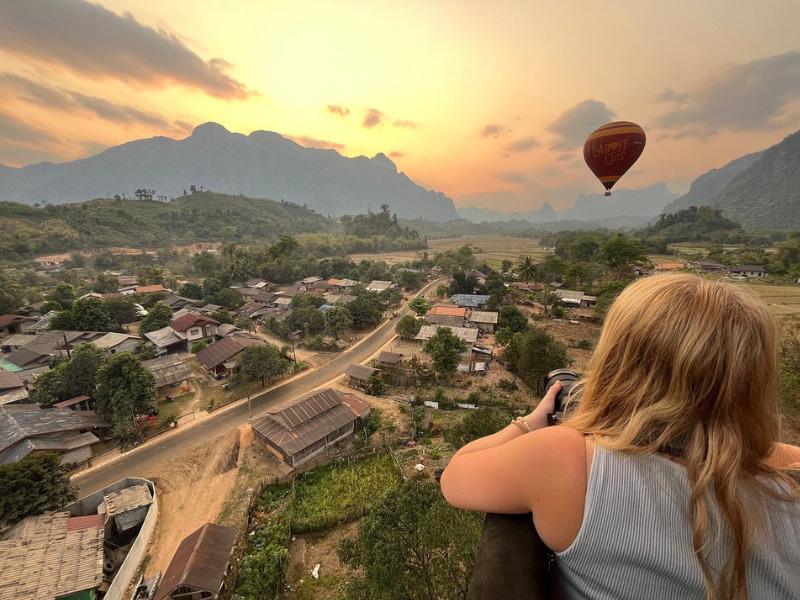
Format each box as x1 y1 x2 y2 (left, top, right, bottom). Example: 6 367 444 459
556 445 800 599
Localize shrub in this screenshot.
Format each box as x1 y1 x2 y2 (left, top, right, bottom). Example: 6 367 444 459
190 340 208 354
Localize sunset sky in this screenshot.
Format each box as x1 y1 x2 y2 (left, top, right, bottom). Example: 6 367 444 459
0 1 799 211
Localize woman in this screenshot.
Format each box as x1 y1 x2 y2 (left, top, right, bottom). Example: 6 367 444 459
441 274 800 599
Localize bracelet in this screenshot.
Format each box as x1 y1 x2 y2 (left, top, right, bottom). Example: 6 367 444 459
512 416 531 433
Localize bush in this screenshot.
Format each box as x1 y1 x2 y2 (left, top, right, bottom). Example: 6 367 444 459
576 339 593 350
190 340 208 354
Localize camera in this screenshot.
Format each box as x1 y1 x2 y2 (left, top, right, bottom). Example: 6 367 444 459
543 368 579 425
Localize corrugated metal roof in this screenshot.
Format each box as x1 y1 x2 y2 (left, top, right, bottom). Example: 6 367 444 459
450 294 489 307
91 332 140 349
195 335 264 369
345 364 378 380
170 313 219 333
0 334 37 348
0 404 108 457
415 325 479 343
0 388 29 406
143 326 182 348
52 395 91 408
0 370 24 391
377 351 402 364
469 311 499 324
428 305 469 318
154 523 237 600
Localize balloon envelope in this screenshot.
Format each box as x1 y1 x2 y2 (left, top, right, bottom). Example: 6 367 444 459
583 121 646 195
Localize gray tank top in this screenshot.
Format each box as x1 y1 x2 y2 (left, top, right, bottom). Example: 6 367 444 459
556 445 800 599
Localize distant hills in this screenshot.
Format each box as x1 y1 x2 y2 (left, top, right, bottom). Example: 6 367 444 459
663 129 800 229
457 183 675 226
0 122 459 222
0 192 330 260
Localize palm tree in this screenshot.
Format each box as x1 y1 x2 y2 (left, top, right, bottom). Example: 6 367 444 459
518 256 537 285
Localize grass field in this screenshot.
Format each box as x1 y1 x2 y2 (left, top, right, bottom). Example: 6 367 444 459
740 281 800 321
350 235 550 269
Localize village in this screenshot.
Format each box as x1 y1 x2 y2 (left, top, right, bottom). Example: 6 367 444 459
3 227 799 600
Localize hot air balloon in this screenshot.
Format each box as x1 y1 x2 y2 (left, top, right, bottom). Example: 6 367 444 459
583 121 646 196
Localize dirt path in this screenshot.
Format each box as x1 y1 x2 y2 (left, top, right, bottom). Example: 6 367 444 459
144 427 246 576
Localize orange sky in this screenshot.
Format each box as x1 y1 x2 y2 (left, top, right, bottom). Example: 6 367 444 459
0 0 798 211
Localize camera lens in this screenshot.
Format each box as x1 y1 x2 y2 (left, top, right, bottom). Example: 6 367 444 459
544 368 579 414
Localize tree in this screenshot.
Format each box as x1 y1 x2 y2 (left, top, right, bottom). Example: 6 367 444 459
212 308 234 324
105 297 139 325
435 284 449 298
190 340 208 354
139 302 172 333
397 270 424 291
368 373 386 396
601 234 645 269
32 344 107 407
339 479 481 600
444 406 514 449
449 271 477 295
93 272 119 294
0 454 77 525
0 272 23 313
51 297 119 332
178 282 203 299
50 282 76 309
518 256 537 284
95 353 157 440
501 259 513 273
348 293 383 329
235 345 290 388
424 327 468 378
498 304 528 333
503 326 569 394
324 305 353 338
396 315 423 340
235 315 255 332
378 287 403 308
408 296 431 316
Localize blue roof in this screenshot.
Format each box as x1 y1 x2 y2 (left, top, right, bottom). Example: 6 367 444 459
450 294 490 307
319 304 335 311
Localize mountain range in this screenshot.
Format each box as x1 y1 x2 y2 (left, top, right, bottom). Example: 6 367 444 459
0 122 459 222
457 183 676 225
664 129 800 229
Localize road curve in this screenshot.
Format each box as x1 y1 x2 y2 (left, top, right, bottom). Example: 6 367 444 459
73 278 444 495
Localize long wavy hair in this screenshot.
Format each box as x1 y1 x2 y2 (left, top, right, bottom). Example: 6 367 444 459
565 273 798 599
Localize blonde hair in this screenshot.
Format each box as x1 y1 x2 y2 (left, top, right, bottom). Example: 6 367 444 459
566 273 798 599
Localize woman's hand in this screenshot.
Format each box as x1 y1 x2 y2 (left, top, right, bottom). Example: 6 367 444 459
525 380 561 430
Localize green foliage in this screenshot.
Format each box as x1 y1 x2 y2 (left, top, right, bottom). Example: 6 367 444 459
498 304 528 333
178 282 203 299
504 325 570 394
95 352 157 440
235 315 255 332
292 454 400 533
324 305 353 338
0 272 23 313
31 343 107 407
287 306 325 335
93 272 119 294
0 454 77 524
104 297 139 325
378 287 403 308
368 373 386 396
408 296 431 316
518 255 537 283
347 292 383 330
424 327 468 378
338 479 481 600
435 284 449 298
190 340 208 354
396 314 423 340
600 234 646 269
444 406 514 449
449 271 477 295
235 344 290 387
139 302 172 333
642 206 743 243
50 282 76 309
340 206 420 241
779 324 800 433
397 269 425 291
501 259 513 272
211 308 234 324
596 280 628 314
50 297 120 332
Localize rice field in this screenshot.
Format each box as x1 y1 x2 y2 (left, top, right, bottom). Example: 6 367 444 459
350 235 550 269
740 282 800 321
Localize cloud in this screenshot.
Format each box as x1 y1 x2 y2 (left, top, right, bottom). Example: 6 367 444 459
289 135 345 152
0 111 56 144
0 0 251 99
655 51 800 136
389 151 405 159
480 123 508 138
363 108 384 128
393 119 418 129
496 171 529 184
0 72 178 130
547 99 616 150
327 104 350 117
0 111 60 165
504 136 540 153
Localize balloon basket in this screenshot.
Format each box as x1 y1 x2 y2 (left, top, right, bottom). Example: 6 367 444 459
604 191 611 197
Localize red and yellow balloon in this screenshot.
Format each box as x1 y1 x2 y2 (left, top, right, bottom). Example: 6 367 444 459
583 121 646 196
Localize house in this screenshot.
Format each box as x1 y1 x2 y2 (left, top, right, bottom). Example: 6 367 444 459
117 275 139 287
425 305 470 328
142 353 195 389
450 294 490 308
280 283 307 298
654 261 685 271
580 295 597 308
3 346 52 370
272 296 293 310
459 344 494 375
161 294 202 311
301 276 323 285
252 388 360 467
242 278 273 290
195 333 264 378
694 260 724 273
53 395 92 411
0 314 36 336
308 279 333 293
197 303 223 315
511 282 544 292
326 278 358 294
575 307 601 323
555 289 585 306
335 294 357 306
366 280 395 292
468 269 488 284
34 253 72 268
169 313 220 350
0 404 108 464
91 332 142 354
238 301 277 321
0 371 25 394
345 363 379 392
376 351 403 369
143 326 185 355
154 523 238 600
134 284 168 295
415 325 479 345
468 310 499 333
0 388 30 406
341 393 372 421
731 265 767 278
0 333 37 353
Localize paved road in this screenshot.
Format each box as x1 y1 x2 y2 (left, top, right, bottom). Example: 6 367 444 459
74 278 443 495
